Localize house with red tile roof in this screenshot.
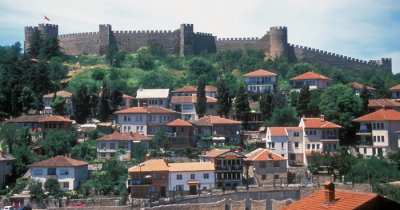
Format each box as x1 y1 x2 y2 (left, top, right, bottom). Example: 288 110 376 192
166 119 195 151
283 181 400 209
120 94 136 110
353 109 400 156
96 131 151 160
171 85 217 98
299 115 341 165
136 88 170 108
200 149 244 190
244 148 287 186
266 127 303 166
390 84 400 101
114 106 179 136
170 94 217 121
368 98 400 112
29 155 88 191
243 69 277 95
290 71 332 90
42 90 74 115
346 82 375 96
190 115 242 146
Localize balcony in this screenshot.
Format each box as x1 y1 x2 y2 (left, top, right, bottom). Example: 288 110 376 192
321 135 339 141
46 175 58 179
245 81 275 85
356 130 372 136
215 165 243 171
129 179 152 186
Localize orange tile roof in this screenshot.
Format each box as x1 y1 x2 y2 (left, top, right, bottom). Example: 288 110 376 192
171 86 217 93
96 131 151 141
290 71 332 81
39 115 73 122
354 109 400 122
368 99 400 108
268 127 302 136
114 106 178 114
190 115 241 126
122 94 135 99
346 82 376 90
167 119 192 127
170 95 217 103
168 162 214 172
43 90 73 98
395 130 400 134
389 84 400 90
9 115 72 123
302 118 341 129
282 189 378 210
200 149 230 158
128 159 170 172
243 69 277 77
245 148 286 161
29 155 88 167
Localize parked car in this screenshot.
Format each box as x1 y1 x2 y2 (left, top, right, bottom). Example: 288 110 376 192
3 206 14 210
17 206 32 210
66 203 86 208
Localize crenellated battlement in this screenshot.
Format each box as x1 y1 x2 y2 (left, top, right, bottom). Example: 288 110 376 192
38 23 58 28
112 30 172 34
58 32 99 37
270 26 287 30
195 32 213 36
217 37 260 41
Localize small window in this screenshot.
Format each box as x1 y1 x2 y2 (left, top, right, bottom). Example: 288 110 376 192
260 162 266 168
152 186 156 192
378 136 381 142
101 143 106 149
203 173 209 179
33 169 43 175
307 144 310 150
382 136 384 142
190 174 195 179
274 174 279 179
110 143 115 149
281 142 284 149
294 132 299 137
101 153 106 158
274 161 279 167
60 169 69 175
262 175 266 180
373 136 376 142
110 153 115 158
153 173 157 179
295 142 299 148
177 174 182 180
47 168 56 175
317 144 320 150
63 182 69 188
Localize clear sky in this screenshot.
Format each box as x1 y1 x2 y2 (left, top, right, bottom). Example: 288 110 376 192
1 0 400 73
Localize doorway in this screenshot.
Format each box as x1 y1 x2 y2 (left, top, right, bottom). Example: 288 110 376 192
189 185 197 195
160 186 166 197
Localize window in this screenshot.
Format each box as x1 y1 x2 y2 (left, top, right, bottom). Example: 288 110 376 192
295 142 299 148
307 144 310 150
209 104 214 109
101 143 106 149
153 173 157 179
373 136 376 142
60 169 69 175
173 139 177 144
101 153 106 158
162 175 166 180
271 142 275 148
281 142 284 149
274 174 279 179
378 136 381 142
119 142 129 149
183 104 193 110
128 116 131 121
312 144 315 149
176 185 184 191
274 161 279 167
364 148 367 154
262 175 266 180
260 162 266 168
317 144 320 150
382 136 384 142
33 169 43 175
177 174 182 180
47 168 56 175
281 154 285 157
294 132 299 137
190 174 195 179
110 143 115 149
290 154 296 160
110 153 115 158
124 116 127 121
149 116 152 121
204 173 209 179
152 186 156 192
63 182 69 188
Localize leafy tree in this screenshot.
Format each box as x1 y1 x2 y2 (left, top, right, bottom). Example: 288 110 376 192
96 159 127 195
29 181 45 199
288 91 299 107
359 86 370 114
235 85 251 127
109 85 123 111
0 123 20 153
307 90 321 117
99 79 111 122
27 28 42 58
72 84 90 124
106 44 126 67
51 95 67 116
89 85 99 118
11 144 34 176
215 50 242 72
150 129 170 157
183 146 198 159
71 138 97 162
20 126 32 146
265 105 299 126
39 37 63 61
19 87 36 114
259 89 273 121
137 69 174 89
44 178 60 198
135 47 154 70
370 74 390 99
188 58 216 84
40 129 77 158
296 85 311 117
216 77 232 117
195 78 206 118
148 42 167 59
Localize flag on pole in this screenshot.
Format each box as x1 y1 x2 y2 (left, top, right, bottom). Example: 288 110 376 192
44 16 50 21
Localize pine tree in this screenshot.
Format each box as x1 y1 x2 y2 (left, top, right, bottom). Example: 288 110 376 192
360 86 370 114
259 89 273 121
72 84 90 124
27 28 42 58
99 79 111 122
89 85 99 118
216 77 232 117
195 78 207 118
19 87 35 115
51 95 67 116
235 85 250 127
296 85 311 117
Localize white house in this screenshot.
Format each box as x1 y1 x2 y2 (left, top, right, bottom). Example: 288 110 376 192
136 88 170 108
42 90 73 115
168 162 215 195
29 155 88 191
170 94 217 121
243 69 277 94
265 127 303 162
171 86 217 98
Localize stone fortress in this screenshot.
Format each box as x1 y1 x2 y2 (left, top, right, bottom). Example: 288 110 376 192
24 23 392 73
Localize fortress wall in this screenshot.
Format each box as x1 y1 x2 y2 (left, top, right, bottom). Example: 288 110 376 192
193 32 216 54
216 35 267 52
290 44 392 73
112 30 181 54
58 33 100 55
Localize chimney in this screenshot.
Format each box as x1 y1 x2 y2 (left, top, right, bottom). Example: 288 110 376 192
324 181 335 204
146 153 150 161
164 158 168 166
320 114 325 121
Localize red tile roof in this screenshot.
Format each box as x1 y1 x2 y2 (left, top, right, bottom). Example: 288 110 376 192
243 69 277 77
396 130 400 134
122 94 135 99
245 148 286 161
167 119 192 127
43 90 73 98
282 189 378 210
39 115 73 122
389 84 400 90
268 127 302 136
346 82 376 90
290 71 332 81
9 115 72 123
96 131 151 141
200 149 230 158
353 109 400 122
168 162 214 172
29 155 88 167
171 86 217 93
128 159 170 172
302 118 341 129
368 99 400 108
190 115 242 126
114 106 178 114
170 94 217 104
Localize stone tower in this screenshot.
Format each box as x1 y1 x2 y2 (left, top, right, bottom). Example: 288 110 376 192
269 26 288 59
99 24 112 55
24 24 58 52
179 24 194 56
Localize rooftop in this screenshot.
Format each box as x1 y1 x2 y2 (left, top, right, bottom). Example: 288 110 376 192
200 149 230 158
171 85 217 93
136 88 169 99
167 118 192 127
114 106 178 114
389 84 400 90
268 127 302 136
190 115 242 126
122 94 135 99
302 117 341 129
368 99 400 108
43 90 73 98
168 162 214 172
290 71 332 81
96 131 151 141
29 155 88 167
0 153 16 161
128 159 170 172
245 148 286 161
9 115 72 123
346 82 376 90
39 115 73 122
354 109 400 122
243 69 277 77
170 94 217 103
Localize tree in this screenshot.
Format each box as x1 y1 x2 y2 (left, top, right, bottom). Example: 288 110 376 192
296 85 311 117
195 78 207 118
259 89 273 121
188 58 216 84
11 144 34 176
72 84 90 124
40 129 77 158
135 46 154 70
265 105 299 126
106 44 126 67
148 42 167 59
44 178 60 198
216 77 232 117
71 139 97 162
19 87 36 114
109 85 123 111
0 123 20 153
183 147 198 159
51 95 67 116
89 85 99 118
235 85 251 127
20 126 32 146
359 86 370 114
99 79 111 122
39 37 63 61
308 90 321 117
29 181 45 199
27 28 42 58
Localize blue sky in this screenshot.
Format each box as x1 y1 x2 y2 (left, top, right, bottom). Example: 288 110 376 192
1 0 400 73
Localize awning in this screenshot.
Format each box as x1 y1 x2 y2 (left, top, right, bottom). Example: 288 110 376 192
212 137 225 141
187 180 199 185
